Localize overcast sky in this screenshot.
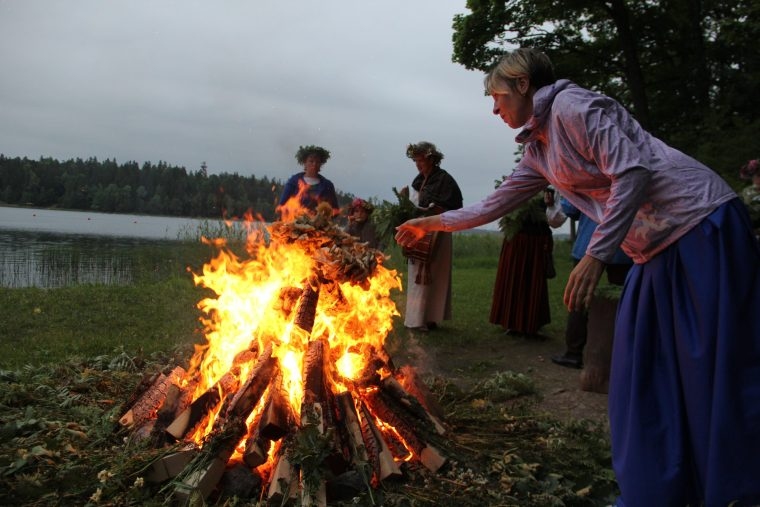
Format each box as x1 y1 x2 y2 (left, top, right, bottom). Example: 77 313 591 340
0 0 523 228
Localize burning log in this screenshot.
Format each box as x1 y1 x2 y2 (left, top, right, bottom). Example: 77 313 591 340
350 348 390 388
381 376 446 435
222 344 276 423
364 390 446 473
256 369 292 441
147 383 181 446
397 365 445 422
267 441 298 503
274 286 304 319
242 369 294 468
165 372 237 442
174 348 277 501
294 275 320 333
119 366 185 428
299 339 329 507
358 401 402 482
335 392 373 487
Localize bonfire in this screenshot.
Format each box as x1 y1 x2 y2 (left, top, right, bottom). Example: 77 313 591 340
116 198 449 505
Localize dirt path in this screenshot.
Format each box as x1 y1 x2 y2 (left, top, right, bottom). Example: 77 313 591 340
393 330 609 424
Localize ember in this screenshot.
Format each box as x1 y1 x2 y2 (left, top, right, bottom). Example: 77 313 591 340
118 202 449 505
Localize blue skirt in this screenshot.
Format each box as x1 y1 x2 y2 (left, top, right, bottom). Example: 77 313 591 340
610 198 760 507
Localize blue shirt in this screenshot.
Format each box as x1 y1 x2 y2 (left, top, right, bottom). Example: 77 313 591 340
560 198 631 265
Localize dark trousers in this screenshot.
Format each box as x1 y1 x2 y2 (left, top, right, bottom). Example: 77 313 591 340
564 261 631 357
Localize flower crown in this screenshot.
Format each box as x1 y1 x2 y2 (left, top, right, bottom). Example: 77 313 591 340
295 145 331 165
350 198 374 213
406 142 443 165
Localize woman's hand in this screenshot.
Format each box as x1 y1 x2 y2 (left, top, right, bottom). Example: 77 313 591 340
564 255 605 312
395 215 442 247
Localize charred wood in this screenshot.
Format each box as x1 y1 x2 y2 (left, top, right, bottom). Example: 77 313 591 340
397 365 445 422
358 401 401 482
119 366 185 428
165 372 236 442
381 376 446 435
364 390 446 473
294 275 320 333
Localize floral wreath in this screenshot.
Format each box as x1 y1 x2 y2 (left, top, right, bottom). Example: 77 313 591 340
295 145 331 165
406 142 443 165
349 198 374 214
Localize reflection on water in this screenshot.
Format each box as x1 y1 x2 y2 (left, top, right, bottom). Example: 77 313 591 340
1 230 154 288
0 206 263 288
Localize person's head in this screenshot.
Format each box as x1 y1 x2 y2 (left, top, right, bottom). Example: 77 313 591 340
740 159 760 187
406 141 443 176
484 48 556 129
295 145 331 177
349 198 374 223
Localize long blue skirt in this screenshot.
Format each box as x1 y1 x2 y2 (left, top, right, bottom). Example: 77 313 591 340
610 199 760 507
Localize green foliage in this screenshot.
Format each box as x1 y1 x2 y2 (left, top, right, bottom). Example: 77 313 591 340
452 0 760 186
371 187 425 248
295 145 331 164
497 193 548 241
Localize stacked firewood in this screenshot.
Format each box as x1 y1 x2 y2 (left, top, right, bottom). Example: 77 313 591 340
268 205 384 288
117 338 448 505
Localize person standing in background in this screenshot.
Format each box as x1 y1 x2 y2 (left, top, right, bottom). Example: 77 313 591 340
278 145 339 217
739 158 760 239
545 190 632 368
346 197 382 249
400 141 463 332
489 190 553 336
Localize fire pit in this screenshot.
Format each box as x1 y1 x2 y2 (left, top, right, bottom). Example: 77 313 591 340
116 202 448 505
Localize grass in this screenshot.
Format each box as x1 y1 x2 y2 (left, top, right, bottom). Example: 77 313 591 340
0 232 617 506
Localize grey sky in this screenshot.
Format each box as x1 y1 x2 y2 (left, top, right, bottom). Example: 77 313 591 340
0 0 522 228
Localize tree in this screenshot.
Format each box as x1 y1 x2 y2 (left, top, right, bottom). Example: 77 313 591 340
452 0 760 185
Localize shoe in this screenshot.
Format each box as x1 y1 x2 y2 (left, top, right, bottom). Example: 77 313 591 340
551 354 583 369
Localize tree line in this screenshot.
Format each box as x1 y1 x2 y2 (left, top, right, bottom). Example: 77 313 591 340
0 155 355 221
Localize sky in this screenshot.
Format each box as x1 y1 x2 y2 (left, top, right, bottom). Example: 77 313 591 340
0 0 525 229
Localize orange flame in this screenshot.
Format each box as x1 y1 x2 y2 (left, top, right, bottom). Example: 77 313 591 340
184 211 402 455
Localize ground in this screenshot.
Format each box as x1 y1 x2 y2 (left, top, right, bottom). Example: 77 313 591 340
392 329 609 425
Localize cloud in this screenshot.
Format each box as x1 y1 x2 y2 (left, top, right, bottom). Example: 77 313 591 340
0 0 521 228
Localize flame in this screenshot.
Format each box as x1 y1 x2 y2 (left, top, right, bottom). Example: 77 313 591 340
183 208 403 457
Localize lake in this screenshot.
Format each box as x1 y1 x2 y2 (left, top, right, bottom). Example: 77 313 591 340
0 206 257 288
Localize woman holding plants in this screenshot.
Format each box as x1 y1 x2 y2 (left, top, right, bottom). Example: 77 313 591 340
400 141 462 332
395 48 760 506
489 190 552 337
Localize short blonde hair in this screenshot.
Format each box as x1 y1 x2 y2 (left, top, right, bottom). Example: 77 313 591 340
484 48 556 95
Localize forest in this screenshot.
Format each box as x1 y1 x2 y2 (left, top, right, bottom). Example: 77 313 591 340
0 155 356 221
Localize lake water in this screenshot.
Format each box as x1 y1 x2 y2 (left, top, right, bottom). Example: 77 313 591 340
0 206 253 288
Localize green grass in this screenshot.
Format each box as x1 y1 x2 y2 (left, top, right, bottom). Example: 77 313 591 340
0 279 208 368
0 233 617 506
0 233 578 368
